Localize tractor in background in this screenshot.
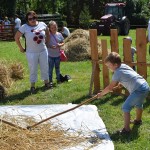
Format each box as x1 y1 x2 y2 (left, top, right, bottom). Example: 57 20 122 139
90 2 130 35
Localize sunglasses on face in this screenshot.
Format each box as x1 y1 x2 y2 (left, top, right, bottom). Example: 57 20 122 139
28 16 37 21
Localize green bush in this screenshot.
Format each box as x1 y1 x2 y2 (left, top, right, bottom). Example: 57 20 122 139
79 6 91 29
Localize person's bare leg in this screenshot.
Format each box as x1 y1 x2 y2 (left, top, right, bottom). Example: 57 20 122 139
135 108 143 121
124 112 131 131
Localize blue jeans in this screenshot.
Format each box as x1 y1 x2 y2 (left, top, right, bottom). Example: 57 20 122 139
48 56 60 82
122 82 150 112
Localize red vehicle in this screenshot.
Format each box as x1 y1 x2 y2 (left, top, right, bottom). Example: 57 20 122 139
90 2 130 35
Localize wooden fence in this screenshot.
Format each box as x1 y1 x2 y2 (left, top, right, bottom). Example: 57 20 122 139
0 24 15 41
89 28 150 96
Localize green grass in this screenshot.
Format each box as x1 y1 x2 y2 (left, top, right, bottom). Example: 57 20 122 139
0 30 150 149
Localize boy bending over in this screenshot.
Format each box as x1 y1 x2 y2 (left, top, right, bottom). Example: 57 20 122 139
97 52 149 134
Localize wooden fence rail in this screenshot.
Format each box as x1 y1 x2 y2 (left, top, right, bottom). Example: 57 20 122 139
0 24 15 41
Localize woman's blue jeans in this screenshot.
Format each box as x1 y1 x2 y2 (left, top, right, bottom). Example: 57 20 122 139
48 56 60 82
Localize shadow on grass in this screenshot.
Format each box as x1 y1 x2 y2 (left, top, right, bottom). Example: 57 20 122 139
92 94 124 107
109 124 141 143
71 95 93 104
1 85 57 104
110 95 125 106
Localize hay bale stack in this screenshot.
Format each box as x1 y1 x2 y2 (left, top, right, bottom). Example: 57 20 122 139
62 29 102 61
10 62 24 80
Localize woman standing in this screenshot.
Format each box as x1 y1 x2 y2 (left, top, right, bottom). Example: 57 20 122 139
48 21 64 86
15 11 50 94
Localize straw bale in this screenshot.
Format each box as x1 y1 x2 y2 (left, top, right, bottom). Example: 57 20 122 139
62 29 102 61
0 116 100 150
0 62 12 88
10 62 24 80
0 83 7 100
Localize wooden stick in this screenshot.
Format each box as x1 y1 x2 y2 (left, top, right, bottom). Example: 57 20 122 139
27 95 98 130
0 119 26 130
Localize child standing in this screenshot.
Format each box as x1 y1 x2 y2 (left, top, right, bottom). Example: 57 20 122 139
47 21 64 86
97 52 149 134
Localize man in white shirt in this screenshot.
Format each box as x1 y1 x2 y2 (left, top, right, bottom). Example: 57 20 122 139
14 14 21 34
60 24 70 38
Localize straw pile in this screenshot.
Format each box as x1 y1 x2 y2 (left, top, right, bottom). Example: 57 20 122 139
10 62 24 80
0 61 12 88
62 29 102 61
0 84 6 100
0 60 24 100
0 116 102 150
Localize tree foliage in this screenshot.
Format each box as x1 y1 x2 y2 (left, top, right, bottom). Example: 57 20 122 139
0 0 150 26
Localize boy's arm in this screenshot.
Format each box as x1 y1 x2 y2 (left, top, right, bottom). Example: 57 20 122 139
97 81 118 98
112 82 123 91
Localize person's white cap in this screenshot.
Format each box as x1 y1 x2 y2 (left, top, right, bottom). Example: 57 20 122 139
124 36 132 43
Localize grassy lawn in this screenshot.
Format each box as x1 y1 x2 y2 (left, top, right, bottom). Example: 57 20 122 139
0 29 150 149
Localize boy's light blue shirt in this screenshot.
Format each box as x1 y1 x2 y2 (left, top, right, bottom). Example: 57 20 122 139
112 64 146 93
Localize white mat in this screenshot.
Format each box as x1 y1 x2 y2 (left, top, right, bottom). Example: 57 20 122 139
0 104 114 150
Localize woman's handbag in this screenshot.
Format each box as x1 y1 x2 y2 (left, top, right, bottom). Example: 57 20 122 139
60 49 67 61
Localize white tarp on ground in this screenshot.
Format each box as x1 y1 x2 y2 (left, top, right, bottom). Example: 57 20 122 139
0 104 114 150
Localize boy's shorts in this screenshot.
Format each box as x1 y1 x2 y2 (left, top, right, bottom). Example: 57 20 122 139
122 82 150 112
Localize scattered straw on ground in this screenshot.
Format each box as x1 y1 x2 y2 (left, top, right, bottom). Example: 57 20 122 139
0 115 102 150
0 60 24 99
10 62 24 80
61 29 102 61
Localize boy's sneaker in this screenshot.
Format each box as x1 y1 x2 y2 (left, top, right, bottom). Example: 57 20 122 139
130 119 142 125
30 87 36 94
117 128 131 135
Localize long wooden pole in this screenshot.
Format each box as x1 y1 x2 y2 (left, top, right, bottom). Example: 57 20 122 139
27 95 98 130
0 119 26 130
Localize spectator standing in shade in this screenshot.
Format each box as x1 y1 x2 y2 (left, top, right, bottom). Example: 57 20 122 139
15 11 51 94
14 14 21 34
3 16 10 28
60 23 70 38
124 36 136 71
3 16 10 25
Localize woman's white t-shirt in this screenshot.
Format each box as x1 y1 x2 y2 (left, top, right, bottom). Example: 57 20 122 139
19 22 47 53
